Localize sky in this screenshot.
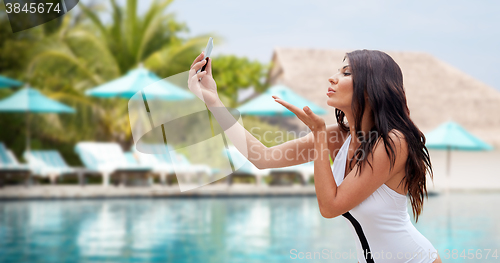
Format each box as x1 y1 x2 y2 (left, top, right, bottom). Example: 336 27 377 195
127 0 500 91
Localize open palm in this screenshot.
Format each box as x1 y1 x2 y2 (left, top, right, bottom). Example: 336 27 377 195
273 95 326 132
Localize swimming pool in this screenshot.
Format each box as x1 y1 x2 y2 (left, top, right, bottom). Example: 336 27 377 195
0 192 499 262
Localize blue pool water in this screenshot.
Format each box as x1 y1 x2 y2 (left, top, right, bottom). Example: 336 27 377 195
1 192 499 263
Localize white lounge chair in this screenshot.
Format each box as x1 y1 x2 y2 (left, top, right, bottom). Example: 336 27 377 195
132 144 213 185
75 142 151 187
132 145 175 185
23 150 87 185
0 142 31 187
269 161 315 185
124 151 157 186
225 146 270 185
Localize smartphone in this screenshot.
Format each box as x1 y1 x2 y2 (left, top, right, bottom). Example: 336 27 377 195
197 37 213 75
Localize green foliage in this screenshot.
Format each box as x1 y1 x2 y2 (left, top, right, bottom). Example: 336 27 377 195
212 55 269 107
0 5 40 78
0 0 273 166
242 116 291 147
24 0 211 150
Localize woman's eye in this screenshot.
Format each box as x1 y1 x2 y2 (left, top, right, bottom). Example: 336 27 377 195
343 72 351 76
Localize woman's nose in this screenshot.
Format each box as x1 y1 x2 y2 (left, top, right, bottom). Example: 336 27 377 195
329 75 338 85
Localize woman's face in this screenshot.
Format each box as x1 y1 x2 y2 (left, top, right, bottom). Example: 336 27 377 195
326 57 353 112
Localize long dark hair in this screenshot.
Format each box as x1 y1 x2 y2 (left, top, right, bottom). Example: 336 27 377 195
335 49 433 223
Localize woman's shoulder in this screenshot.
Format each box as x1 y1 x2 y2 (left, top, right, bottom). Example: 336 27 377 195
371 129 407 143
389 128 406 139
376 129 409 165
386 129 408 147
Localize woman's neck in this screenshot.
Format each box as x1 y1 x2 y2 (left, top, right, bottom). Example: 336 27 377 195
344 105 374 147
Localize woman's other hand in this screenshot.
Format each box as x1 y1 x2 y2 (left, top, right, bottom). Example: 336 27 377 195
273 95 326 132
188 52 219 107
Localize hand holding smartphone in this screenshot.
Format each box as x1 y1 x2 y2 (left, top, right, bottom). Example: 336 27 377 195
197 37 213 78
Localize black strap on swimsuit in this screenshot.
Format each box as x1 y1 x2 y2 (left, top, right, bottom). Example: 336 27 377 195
342 212 375 263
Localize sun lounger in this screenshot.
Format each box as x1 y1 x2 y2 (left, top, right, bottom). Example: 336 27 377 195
225 146 270 185
133 144 213 185
170 151 213 176
132 145 175 185
0 142 31 187
23 150 88 185
75 142 151 187
269 162 314 185
124 151 157 185
124 151 139 165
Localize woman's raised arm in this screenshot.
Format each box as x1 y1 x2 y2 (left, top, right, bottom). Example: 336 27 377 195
188 52 346 169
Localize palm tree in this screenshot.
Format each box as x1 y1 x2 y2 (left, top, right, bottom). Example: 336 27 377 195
27 0 213 147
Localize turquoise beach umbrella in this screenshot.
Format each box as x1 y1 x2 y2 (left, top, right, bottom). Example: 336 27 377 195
237 85 327 116
0 75 23 88
0 87 75 151
426 121 493 151
0 87 75 113
425 121 493 177
85 66 193 100
86 66 194 144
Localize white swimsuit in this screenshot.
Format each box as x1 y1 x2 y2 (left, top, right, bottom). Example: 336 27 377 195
332 134 438 263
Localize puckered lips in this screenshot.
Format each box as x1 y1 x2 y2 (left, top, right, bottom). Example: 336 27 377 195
327 87 336 97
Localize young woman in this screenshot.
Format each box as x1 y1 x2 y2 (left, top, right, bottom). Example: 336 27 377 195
188 49 442 263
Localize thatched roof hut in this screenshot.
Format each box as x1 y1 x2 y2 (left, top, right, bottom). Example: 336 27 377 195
268 48 500 147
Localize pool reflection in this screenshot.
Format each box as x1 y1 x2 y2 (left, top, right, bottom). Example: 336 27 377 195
1 192 499 262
